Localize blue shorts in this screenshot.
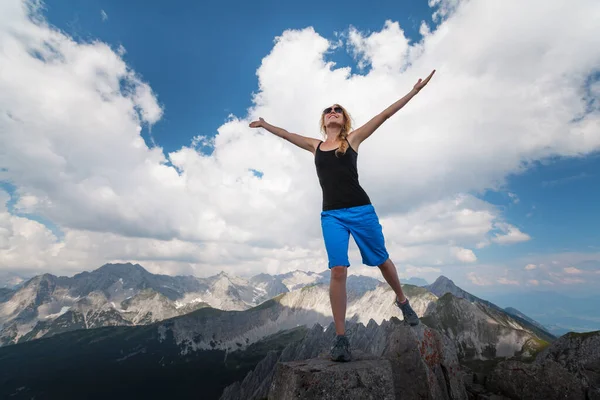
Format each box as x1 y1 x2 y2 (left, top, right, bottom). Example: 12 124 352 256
320 204 389 269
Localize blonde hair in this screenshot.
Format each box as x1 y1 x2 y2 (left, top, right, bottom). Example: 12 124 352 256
320 104 353 157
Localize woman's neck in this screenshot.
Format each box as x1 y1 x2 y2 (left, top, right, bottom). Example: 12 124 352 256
325 127 343 141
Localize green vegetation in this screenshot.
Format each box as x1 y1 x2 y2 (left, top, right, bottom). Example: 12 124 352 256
227 326 307 370
248 293 285 311
519 337 550 361
0 318 306 399
301 283 320 292
401 284 435 298
565 330 600 340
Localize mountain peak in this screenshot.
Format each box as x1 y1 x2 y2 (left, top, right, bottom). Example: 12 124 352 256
427 275 472 301
96 263 148 275
432 275 455 285
25 273 58 287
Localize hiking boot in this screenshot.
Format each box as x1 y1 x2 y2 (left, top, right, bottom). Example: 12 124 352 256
330 335 352 362
395 297 420 326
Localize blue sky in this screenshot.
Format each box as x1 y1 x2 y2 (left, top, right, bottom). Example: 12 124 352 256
1 0 599 296
43 0 433 154
481 155 600 258
41 0 600 260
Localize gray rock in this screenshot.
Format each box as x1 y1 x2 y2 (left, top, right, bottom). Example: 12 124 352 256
381 321 466 400
422 293 546 360
268 351 395 400
219 350 280 400
426 277 554 343
223 317 467 400
535 331 600 398
487 359 586 400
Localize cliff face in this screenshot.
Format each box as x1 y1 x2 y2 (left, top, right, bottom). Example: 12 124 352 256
465 330 600 400
268 352 396 400
221 318 468 400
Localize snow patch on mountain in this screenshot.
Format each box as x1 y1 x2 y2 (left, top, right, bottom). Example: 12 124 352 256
280 271 322 291
45 306 70 319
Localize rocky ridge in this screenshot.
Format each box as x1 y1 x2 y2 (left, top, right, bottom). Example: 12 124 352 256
221 318 467 400
1 263 383 346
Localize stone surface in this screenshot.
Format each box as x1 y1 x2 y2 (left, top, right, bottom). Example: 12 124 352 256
535 331 600 399
222 318 468 400
487 359 586 400
220 350 280 400
421 293 545 360
268 351 395 400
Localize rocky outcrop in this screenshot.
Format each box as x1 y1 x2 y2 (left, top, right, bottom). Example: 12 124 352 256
220 350 281 400
422 293 549 361
487 359 586 400
535 331 600 399
468 330 600 400
221 318 467 400
268 351 396 400
427 277 554 343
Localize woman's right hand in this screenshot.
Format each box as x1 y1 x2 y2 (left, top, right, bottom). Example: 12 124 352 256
249 117 265 128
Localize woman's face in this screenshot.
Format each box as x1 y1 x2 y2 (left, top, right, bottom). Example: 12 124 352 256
323 105 345 128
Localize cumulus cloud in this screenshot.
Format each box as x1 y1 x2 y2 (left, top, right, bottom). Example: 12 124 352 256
564 266 583 275
348 20 411 72
466 272 492 286
1 0 599 282
452 246 477 263
464 254 600 292
497 277 520 285
491 223 531 245
406 265 442 274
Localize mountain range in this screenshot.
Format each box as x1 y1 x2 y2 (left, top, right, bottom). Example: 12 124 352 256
0 262 569 399
0 263 382 346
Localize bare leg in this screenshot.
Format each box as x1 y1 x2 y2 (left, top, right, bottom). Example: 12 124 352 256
330 266 348 335
377 258 407 303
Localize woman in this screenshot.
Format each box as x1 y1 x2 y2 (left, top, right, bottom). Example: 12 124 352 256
249 70 436 362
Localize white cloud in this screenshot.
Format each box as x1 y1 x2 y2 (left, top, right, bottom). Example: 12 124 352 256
405 265 442 275
525 264 537 270
451 246 477 263
466 272 492 286
428 0 462 22
1 0 600 279
348 20 411 72
560 277 586 284
564 266 583 274
492 223 531 245
528 279 539 286
100 10 108 22
497 277 520 285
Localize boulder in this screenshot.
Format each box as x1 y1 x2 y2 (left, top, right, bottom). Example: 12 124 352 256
535 331 600 399
487 359 586 400
268 351 395 400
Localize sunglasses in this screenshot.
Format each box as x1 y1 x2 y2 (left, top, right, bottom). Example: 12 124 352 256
323 106 343 115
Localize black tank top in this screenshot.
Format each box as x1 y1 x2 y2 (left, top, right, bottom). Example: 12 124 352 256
314 140 371 211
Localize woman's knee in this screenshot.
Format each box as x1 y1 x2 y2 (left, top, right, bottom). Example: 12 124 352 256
377 258 392 269
330 266 348 280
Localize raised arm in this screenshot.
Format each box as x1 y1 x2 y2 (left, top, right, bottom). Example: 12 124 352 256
249 118 320 153
348 70 436 148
